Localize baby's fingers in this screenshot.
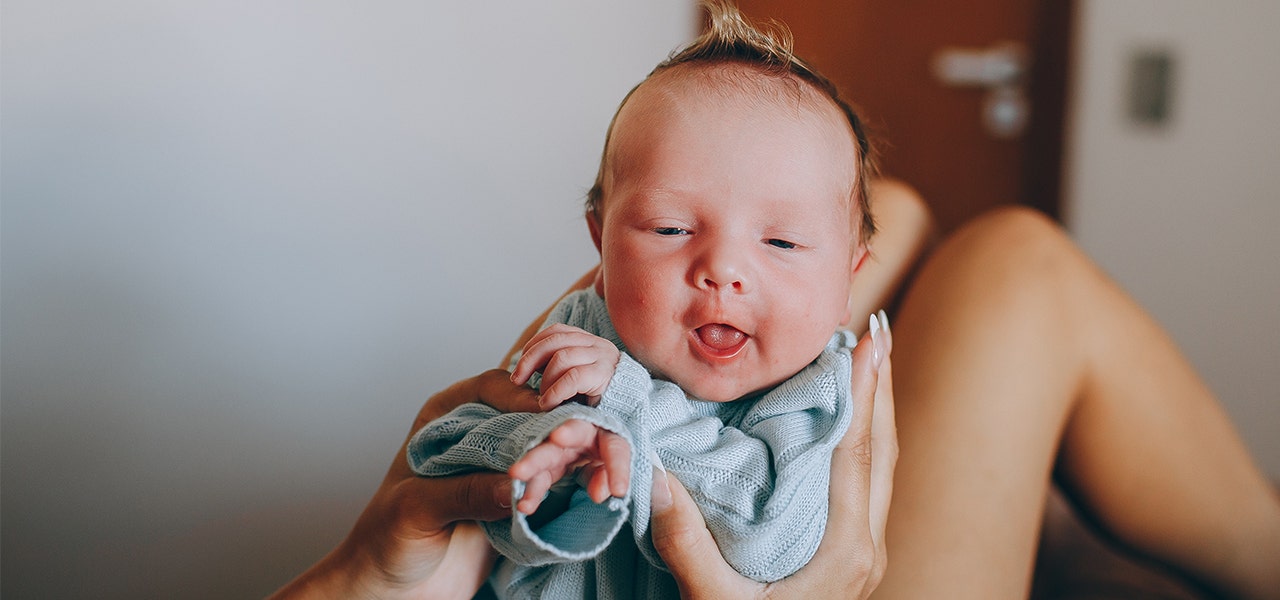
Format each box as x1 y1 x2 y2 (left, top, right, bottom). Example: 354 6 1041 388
597 430 631 500
510 325 597 385
508 424 590 482
539 358 615 409
516 470 555 515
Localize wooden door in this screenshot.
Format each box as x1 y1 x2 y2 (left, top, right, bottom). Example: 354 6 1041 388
730 0 1073 232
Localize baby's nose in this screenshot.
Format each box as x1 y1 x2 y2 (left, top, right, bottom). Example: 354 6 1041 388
694 244 750 293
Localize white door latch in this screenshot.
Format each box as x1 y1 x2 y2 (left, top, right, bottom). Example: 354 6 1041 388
933 42 1030 138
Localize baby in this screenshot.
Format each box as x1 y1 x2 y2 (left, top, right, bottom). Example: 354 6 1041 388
408 3 885 598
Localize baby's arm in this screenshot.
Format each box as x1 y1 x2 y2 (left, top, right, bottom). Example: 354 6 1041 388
408 401 637 567
511 323 621 410
508 418 631 515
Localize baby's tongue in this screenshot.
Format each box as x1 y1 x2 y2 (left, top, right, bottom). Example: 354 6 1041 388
696 324 746 350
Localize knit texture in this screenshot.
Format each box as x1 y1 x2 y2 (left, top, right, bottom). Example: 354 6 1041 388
407 290 856 599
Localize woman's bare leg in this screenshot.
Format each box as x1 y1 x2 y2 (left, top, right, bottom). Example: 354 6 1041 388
874 206 1280 599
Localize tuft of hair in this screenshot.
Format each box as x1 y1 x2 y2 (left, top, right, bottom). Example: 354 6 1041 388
586 0 877 242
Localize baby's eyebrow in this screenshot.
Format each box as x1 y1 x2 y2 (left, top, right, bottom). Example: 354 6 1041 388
619 186 690 208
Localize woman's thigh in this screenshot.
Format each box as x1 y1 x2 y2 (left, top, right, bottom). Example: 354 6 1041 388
874 206 1095 598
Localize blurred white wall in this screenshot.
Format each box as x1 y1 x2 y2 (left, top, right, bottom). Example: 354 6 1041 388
1066 0 1280 477
1 2 694 597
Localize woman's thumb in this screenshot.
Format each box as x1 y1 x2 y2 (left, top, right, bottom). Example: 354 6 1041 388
649 468 747 598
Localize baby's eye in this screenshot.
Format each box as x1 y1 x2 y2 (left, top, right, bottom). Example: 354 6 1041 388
767 238 797 250
654 227 689 236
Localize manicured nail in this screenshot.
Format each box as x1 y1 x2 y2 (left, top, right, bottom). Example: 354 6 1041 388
651 467 672 510
648 448 665 474
869 313 882 366
877 309 890 335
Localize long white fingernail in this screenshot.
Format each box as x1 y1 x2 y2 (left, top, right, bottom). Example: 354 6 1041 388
651 467 672 510
648 448 666 474
877 309 890 335
869 313 882 366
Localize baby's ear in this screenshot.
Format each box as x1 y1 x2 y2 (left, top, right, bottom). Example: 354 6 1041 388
852 243 871 274
841 244 871 327
587 213 606 297
587 212 604 253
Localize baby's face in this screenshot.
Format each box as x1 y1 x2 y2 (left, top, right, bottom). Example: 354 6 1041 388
591 67 865 402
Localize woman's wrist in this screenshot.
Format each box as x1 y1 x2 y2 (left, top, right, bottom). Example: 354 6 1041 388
275 515 418 600
268 541 367 599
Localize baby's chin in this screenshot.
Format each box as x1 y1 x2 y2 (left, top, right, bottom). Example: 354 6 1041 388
673 377 776 403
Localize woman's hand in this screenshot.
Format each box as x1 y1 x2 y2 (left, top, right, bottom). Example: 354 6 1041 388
649 313 897 599
268 369 541 600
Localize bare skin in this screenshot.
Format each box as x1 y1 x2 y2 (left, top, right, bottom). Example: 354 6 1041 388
268 319 894 600
271 181 1278 598
875 206 1280 599
267 370 538 600
500 187 1280 599
268 179 918 600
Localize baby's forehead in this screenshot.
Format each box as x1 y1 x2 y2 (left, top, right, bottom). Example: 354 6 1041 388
632 62 845 128
607 62 859 195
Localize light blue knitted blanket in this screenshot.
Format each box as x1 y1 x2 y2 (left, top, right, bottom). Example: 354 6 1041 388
408 290 855 599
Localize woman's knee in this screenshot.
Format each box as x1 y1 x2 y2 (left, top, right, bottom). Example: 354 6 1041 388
901 205 1090 336
936 206 1086 287
954 206 1072 261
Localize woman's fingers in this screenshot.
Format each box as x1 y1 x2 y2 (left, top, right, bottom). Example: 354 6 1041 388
649 469 757 600
473 368 543 414
393 471 515 527
869 311 898 547
395 369 539 486
790 314 893 598
415 369 536 426
813 325 878 565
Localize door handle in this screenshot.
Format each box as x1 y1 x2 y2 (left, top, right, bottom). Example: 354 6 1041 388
933 42 1026 87
932 42 1030 139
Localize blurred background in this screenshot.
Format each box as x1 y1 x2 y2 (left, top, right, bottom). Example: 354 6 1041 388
2 1 1276 597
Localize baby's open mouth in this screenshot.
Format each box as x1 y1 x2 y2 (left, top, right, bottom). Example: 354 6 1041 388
695 323 748 354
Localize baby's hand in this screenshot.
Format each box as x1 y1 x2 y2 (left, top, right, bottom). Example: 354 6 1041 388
508 418 631 515
510 323 621 410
